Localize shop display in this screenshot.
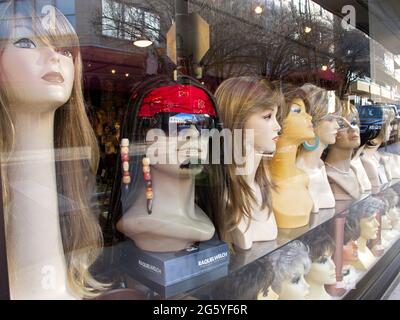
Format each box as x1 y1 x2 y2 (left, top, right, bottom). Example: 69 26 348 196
111 75 221 252
303 231 336 300
208 257 276 300
269 240 311 300
359 106 396 188
0 0 400 302
0 2 106 299
325 103 362 200
296 84 338 212
268 87 314 228
214 77 281 249
348 197 384 270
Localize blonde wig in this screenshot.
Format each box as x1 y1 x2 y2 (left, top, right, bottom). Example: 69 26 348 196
214 76 284 240
0 1 107 297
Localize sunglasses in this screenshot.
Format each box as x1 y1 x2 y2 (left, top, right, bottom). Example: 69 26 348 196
141 112 216 137
337 117 359 131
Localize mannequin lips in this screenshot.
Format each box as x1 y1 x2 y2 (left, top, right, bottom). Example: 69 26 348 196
272 136 279 142
42 72 64 83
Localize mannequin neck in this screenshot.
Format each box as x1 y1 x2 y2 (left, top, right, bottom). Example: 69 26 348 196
325 146 353 172
353 145 365 160
297 142 325 169
270 135 301 178
363 143 381 155
243 152 263 188
151 166 196 215
9 108 55 153
357 237 369 251
305 277 331 299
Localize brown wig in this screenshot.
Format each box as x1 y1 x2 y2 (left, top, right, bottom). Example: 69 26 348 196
0 1 107 297
214 77 285 240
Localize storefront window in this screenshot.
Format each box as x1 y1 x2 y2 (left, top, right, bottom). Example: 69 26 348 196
1 0 400 302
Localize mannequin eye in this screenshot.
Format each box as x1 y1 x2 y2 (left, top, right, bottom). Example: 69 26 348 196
318 257 328 264
291 276 301 284
58 48 73 59
13 38 36 49
263 112 272 120
290 105 301 113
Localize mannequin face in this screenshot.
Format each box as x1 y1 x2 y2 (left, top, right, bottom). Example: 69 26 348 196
147 125 209 178
315 116 339 145
359 214 379 240
343 240 359 262
1 25 74 112
334 117 360 149
279 274 310 300
306 254 336 285
244 105 281 154
282 98 314 142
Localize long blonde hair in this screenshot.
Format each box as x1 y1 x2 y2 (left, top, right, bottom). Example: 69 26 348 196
0 1 107 297
214 76 284 240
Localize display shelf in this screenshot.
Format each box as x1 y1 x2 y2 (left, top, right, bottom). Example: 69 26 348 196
175 180 400 300
94 179 400 300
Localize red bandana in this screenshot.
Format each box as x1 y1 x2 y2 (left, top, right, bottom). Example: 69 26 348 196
137 85 216 117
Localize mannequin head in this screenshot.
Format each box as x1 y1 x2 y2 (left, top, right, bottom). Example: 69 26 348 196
270 240 311 300
0 1 106 297
343 216 361 263
279 85 314 144
383 188 399 210
210 256 275 300
303 231 336 285
109 75 222 228
350 197 387 240
358 105 396 148
330 102 361 151
214 77 283 239
300 84 340 146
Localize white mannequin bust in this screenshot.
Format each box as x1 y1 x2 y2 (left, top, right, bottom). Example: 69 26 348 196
296 85 338 212
117 129 215 252
1 12 76 299
356 214 379 270
215 77 281 249
325 113 362 201
359 108 395 188
230 107 280 250
351 147 372 193
305 255 336 300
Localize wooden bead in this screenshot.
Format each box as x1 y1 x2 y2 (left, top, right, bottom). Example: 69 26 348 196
121 154 129 162
121 139 129 147
122 176 131 184
120 146 129 154
146 189 153 199
143 172 151 181
142 166 150 173
142 157 151 166
123 171 130 177
123 162 129 171
145 180 152 188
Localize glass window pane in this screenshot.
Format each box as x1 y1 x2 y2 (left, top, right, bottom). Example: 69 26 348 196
35 0 53 13
55 0 75 15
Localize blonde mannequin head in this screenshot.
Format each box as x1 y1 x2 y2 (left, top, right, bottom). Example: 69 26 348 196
215 77 283 240
0 1 107 297
300 84 341 146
